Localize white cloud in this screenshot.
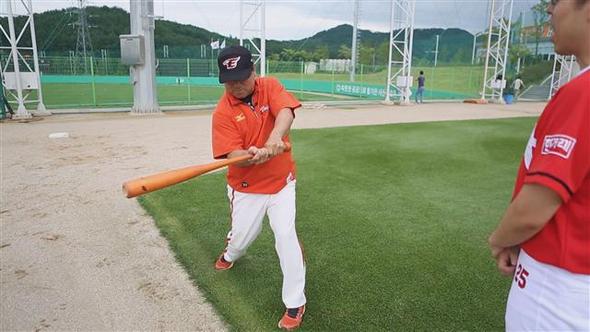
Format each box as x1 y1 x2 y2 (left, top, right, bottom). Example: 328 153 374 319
20 0 541 40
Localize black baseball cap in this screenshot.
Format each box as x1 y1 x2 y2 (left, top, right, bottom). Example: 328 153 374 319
217 45 254 83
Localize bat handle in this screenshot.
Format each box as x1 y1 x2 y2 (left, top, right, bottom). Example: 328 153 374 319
248 142 291 154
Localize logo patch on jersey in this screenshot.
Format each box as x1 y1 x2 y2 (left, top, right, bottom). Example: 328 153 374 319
524 126 537 170
234 113 246 122
222 56 241 70
259 105 269 113
541 134 576 159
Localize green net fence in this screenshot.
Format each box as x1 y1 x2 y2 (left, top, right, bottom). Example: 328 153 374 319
4 55 487 109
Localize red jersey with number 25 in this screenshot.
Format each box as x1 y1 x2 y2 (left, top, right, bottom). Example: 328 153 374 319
513 67 590 275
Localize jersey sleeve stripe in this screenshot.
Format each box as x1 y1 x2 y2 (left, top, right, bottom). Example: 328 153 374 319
526 171 574 196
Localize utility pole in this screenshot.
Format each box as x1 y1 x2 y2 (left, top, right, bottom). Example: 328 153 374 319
123 0 160 114
74 0 93 74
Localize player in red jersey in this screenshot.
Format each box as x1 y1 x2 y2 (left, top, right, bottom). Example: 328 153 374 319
488 0 590 330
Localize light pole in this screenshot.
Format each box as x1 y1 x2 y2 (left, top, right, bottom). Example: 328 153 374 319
434 34 440 67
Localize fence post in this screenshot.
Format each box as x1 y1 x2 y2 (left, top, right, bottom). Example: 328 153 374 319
300 60 304 96
90 56 96 106
428 67 441 99
187 58 191 104
359 64 364 98
331 66 335 95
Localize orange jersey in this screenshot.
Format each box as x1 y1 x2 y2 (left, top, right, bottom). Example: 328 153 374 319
212 77 301 194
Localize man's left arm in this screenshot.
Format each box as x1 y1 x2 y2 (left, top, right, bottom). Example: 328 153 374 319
264 108 294 156
489 183 562 251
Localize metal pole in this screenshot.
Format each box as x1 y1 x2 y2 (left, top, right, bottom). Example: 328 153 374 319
359 64 364 97
90 56 96 106
331 66 335 95
385 0 394 102
129 0 160 114
472 33 477 65
434 35 439 67
481 0 496 101
350 0 359 82
260 0 266 77
300 60 303 95
498 0 514 98
549 54 558 100
6 0 29 117
239 2 244 46
187 58 191 103
27 0 48 113
403 0 416 104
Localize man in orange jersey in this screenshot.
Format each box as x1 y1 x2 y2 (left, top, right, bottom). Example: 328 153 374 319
211 45 306 330
488 0 589 329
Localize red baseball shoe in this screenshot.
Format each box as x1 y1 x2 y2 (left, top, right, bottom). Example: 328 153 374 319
214 253 233 271
278 305 305 330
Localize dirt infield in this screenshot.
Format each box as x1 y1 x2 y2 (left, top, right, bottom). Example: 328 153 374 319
0 101 543 331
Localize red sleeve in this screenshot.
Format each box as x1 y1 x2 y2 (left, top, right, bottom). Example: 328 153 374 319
267 77 301 117
212 108 243 159
524 78 590 203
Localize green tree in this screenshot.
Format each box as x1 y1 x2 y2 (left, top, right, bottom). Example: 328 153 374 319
279 48 311 61
338 44 351 59
375 41 391 65
359 44 376 66
313 45 330 61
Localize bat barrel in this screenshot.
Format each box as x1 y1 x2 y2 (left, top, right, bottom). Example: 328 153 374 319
123 142 292 198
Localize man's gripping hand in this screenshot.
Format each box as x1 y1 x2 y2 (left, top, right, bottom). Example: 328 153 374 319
247 146 271 164
264 136 287 157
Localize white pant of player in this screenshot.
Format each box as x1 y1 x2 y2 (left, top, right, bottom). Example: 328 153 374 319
506 249 590 331
223 180 306 309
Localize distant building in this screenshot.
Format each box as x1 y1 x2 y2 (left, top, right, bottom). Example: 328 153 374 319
519 22 554 56
304 62 318 75
319 59 351 73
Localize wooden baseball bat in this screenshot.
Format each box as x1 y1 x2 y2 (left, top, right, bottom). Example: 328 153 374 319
123 143 291 198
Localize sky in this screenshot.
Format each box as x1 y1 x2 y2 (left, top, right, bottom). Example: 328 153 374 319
10 0 542 40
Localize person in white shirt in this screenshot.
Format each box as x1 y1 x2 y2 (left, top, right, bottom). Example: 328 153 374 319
512 77 525 99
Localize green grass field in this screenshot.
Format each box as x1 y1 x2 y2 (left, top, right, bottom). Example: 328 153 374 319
34 83 348 109
138 117 536 331
25 65 483 108
273 65 485 97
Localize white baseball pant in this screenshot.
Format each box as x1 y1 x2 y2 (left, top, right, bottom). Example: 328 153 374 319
222 180 306 308
505 249 590 331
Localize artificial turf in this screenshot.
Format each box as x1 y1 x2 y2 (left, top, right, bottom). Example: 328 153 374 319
138 117 536 331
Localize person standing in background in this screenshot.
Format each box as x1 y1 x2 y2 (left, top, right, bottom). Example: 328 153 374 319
415 71 425 104
512 76 525 100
